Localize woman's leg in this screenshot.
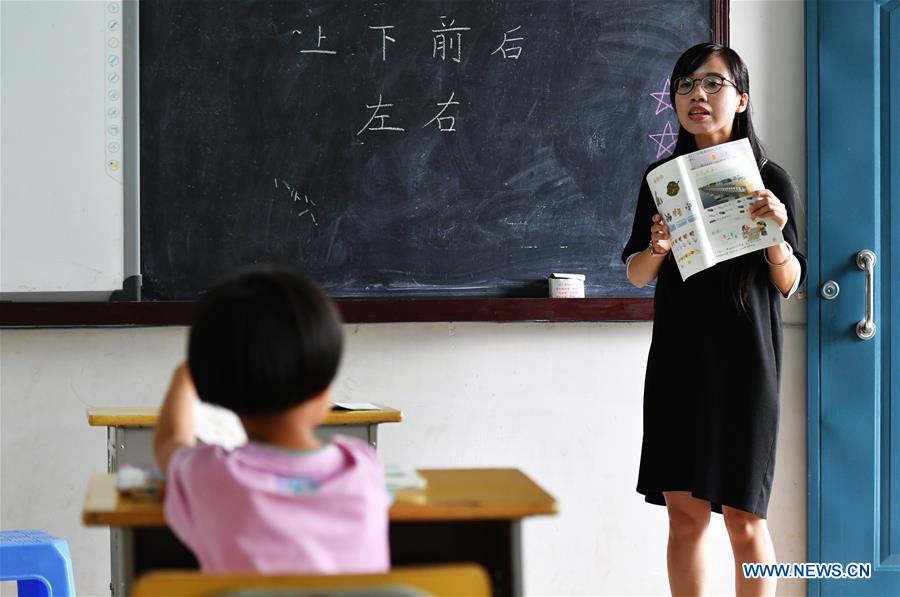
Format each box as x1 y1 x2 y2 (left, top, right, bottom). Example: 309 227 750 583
663 491 712 596
722 505 777 597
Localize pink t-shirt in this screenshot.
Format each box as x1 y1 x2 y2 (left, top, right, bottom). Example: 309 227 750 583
164 435 390 573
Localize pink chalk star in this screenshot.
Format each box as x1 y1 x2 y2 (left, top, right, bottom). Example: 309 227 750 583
649 120 677 159
650 78 673 115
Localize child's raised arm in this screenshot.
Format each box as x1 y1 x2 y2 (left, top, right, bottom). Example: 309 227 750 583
154 362 197 474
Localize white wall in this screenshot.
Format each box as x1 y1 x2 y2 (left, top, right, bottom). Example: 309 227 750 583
0 1 807 595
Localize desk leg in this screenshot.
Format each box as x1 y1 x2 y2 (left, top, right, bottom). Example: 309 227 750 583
107 427 124 597
109 427 157 595
107 427 116 473
509 520 523 596
389 519 523 597
110 527 134 597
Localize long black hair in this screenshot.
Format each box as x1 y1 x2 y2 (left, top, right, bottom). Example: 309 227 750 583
669 43 766 314
669 42 767 167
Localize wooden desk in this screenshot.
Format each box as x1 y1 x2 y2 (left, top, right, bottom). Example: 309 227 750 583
87 405 402 597
88 405 403 471
84 468 556 597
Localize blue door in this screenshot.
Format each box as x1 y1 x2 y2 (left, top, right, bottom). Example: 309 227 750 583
807 1 900 595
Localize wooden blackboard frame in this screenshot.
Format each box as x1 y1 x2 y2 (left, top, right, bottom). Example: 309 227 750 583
1 1 726 326
0 297 653 326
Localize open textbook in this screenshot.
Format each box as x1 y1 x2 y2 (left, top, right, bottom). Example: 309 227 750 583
646 138 783 280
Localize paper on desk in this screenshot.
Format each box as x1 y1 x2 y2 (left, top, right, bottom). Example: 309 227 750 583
384 465 428 505
192 399 247 450
331 401 380 411
383 464 427 491
116 464 164 499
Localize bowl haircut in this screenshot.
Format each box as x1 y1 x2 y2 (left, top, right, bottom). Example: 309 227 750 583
188 266 344 416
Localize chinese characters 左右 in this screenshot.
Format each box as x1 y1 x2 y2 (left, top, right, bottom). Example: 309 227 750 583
356 92 460 135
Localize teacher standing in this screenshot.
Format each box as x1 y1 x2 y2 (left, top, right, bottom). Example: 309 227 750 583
621 43 806 596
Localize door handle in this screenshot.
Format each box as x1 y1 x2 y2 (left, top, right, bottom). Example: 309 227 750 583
855 250 876 340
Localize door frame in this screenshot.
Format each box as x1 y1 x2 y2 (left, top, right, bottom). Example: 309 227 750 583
806 7 823 596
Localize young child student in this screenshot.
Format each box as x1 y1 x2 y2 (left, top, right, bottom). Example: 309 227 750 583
622 43 805 596
153 266 390 573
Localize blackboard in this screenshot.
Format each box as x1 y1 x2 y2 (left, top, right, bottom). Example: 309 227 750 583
140 0 719 301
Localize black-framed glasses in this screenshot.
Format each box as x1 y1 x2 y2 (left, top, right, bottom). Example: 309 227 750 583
673 74 739 95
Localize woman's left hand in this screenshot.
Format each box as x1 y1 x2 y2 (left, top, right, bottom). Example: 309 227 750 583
748 189 788 230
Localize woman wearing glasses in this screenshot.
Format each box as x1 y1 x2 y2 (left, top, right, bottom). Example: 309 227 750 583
621 43 805 596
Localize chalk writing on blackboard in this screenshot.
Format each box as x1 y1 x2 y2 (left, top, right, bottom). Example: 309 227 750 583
491 26 524 60
357 94 406 135
432 16 471 63
289 18 521 65
423 92 460 132
292 18 526 136
650 78 673 115
298 25 337 55
275 178 319 227
649 121 677 159
648 77 677 159
369 25 397 61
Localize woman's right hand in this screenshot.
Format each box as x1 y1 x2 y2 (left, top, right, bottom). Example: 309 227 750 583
650 214 671 256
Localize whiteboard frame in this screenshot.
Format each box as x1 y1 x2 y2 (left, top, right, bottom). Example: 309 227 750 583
0 0 140 302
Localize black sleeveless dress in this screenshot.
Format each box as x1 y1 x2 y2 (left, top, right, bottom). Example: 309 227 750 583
621 159 806 518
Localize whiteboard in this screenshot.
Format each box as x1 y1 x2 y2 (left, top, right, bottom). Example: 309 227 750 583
1 0 132 295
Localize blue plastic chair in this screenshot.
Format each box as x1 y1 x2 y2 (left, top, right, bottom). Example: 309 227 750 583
0 530 76 596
